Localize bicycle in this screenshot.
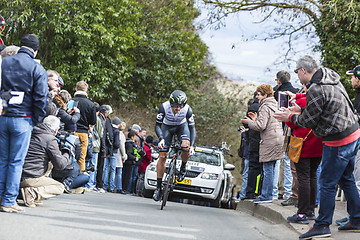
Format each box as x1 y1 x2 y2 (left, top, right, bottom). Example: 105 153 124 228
160 141 182 210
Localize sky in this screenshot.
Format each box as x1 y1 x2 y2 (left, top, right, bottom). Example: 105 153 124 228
195 4 320 87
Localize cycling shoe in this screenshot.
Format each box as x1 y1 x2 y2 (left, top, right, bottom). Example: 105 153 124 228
152 188 163 202
177 167 186 182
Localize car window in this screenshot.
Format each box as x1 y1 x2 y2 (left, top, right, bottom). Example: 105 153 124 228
167 147 221 166
189 151 221 166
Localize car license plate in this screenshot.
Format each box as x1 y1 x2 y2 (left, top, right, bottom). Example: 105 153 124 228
175 178 191 185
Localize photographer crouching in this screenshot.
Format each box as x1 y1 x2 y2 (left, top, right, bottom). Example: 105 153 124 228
52 129 90 194
19 116 73 207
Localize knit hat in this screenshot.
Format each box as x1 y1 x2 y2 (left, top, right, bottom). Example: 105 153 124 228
20 34 39 51
131 124 141 132
112 117 122 126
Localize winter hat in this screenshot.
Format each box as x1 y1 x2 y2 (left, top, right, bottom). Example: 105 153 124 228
112 117 122 126
20 34 39 51
131 124 141 132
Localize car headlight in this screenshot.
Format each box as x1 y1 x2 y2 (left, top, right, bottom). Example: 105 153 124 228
148 164 156 172
201 172 219 180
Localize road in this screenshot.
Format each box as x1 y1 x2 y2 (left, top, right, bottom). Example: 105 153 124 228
0 192 298 240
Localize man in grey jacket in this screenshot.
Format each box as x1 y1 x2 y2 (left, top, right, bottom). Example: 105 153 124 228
19 116 72 208
274 56 360 238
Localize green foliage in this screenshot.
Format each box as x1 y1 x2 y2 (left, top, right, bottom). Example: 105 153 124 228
315 0 360 99
0 0 212 106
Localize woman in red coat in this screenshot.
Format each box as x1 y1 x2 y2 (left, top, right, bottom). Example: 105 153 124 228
285 93 323 224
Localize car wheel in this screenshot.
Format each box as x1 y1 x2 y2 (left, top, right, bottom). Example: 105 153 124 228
210 182 224 208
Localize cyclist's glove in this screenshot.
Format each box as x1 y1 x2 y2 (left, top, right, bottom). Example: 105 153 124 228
158 139 165 149
189 146 195 156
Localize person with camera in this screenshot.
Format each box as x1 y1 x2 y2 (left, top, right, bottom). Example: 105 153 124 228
0 34 49 213
19 116 73 208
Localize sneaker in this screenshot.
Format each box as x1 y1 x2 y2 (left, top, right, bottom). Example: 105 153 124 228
97 188 106 193
63 179 72 194
177 167 186 182
20 187 36 208
299 225 331 239
287 213 309 224
306 211 316 221
0 203 25 213
281 197 297 206
338 222 360 232
152 187 163 202
253 197 272 204
335 217 349 226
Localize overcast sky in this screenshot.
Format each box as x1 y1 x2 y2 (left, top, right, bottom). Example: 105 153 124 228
195 4 320 87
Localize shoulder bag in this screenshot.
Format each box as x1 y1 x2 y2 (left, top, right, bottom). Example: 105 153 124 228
287 130 312 163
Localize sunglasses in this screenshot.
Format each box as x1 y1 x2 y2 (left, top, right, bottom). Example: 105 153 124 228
294 67 302 74
171 103 183 108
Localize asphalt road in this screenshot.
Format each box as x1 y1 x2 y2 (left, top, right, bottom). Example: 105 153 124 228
0 192 298 240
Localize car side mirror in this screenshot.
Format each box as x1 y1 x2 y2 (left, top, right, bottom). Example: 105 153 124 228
224 163 235 171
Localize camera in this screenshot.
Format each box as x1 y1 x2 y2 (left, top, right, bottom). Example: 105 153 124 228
1 90 13 115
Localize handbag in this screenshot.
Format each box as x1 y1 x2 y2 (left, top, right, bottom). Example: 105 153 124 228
287 130 312 163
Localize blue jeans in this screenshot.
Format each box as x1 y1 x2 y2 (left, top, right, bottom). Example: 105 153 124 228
283 155 293 197
315 139 360 226
0 117 33 206
115 167 123 191
273 160 280 198
128 165 139 193
103 153 117 191
316 164 321 205
86 152 98 189
239 158 249 199
70 174 90 189
259 161 276 200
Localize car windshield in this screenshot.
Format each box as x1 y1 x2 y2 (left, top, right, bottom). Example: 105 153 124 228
167 148 221 166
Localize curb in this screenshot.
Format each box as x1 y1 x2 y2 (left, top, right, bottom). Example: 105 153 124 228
235 199 312 235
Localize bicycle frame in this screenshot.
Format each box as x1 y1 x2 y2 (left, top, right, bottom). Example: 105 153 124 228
160 141 182 210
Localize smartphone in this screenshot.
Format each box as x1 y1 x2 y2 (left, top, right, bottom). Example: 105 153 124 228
278 92 289 109
67 100 79 109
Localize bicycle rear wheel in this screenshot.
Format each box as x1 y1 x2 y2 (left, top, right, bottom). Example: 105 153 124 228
161 160 175 210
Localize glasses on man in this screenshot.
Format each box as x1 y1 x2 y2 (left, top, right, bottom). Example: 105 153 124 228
294 67 302 74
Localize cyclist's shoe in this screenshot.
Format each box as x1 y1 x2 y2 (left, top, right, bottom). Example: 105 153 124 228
177 167 186 182
152 187 163 202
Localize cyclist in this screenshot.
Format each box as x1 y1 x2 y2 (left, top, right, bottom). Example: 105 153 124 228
153 90 196 201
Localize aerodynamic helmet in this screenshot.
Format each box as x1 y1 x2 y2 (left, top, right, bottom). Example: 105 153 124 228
169 90 187 107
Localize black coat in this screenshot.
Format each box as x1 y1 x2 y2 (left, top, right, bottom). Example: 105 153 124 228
72 93 97 133
274 82 298 101
244 99 261 153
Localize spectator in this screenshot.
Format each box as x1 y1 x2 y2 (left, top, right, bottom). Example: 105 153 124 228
238 128 249 201
123 131 139 194
274 56 360 238
103 117 122 192
284 92 323 224
335 66 360 226
243 95 262 200
72 81 97 171
86 102 103 191
0 34 49 213
115 121 127 193
53 89 80 132
136 135 153 196
0 45 19 58
273 70 297 204
242 84 285 204
19 116 71 208
47 70 61 98
96 105 113 193
128 127 146 194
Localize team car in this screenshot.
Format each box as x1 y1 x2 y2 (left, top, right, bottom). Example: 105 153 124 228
144 144 236 208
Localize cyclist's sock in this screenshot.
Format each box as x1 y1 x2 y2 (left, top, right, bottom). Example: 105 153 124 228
157 178 162 189
181 161 186 170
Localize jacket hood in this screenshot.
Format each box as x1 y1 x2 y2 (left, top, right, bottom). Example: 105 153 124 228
32 122 55 136
316 68 341 86
260 97 278 112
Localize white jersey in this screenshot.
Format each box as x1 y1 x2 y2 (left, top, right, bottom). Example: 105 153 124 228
156 101 195 126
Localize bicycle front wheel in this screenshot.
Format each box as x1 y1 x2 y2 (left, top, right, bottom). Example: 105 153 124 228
161 160 175 210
